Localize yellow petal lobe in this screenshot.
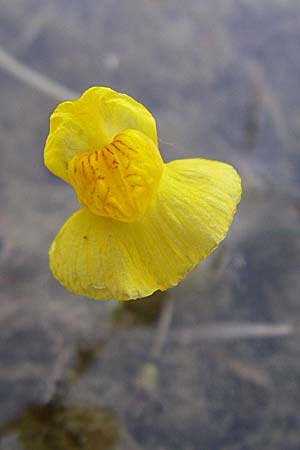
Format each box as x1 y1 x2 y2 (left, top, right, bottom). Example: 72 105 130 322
68 129 164 222
49 158 241 301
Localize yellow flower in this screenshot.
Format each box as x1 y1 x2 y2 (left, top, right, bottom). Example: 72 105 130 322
44 87 241 301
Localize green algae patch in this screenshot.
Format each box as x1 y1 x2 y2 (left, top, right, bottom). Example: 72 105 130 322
0 404 120 450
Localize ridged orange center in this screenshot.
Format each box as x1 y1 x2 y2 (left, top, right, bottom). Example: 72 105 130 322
68 129 164 222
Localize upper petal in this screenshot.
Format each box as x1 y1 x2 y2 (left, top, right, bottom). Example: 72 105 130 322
49 158 241 301
44 87 157 183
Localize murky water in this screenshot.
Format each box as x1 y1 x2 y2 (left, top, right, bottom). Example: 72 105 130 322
1 1 300 449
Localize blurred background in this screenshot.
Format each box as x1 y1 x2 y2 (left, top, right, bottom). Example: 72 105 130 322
0 0 300 449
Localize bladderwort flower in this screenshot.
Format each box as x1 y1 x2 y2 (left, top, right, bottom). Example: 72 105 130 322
44 87 241 301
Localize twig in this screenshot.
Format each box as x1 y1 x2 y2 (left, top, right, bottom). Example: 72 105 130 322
174 322 294 344
135 298 174 393
0 46 78 101
150 298 174 359
131 322 294 345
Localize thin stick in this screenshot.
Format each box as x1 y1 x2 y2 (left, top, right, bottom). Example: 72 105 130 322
150 298 174 359
175 322 294 344
131 322 294 345
0 46 78 101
